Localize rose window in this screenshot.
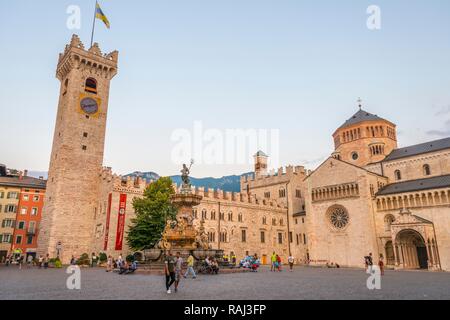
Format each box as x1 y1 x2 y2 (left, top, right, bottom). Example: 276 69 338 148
329 207 349 229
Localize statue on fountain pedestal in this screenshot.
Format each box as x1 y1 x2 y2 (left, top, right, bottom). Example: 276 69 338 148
180 159 194 193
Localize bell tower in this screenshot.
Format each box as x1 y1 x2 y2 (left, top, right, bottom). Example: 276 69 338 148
254 151 269 177
38 35 118 263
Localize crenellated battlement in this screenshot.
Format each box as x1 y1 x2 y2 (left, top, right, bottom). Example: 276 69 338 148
241 165 307 184
100 167 150 194
99 166 288 210
169 184 287 210
56 34 118 81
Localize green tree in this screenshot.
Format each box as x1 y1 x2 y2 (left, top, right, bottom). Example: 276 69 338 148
126 177 176 251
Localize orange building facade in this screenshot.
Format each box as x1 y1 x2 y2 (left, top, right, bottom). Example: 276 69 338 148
0 172 46 260
11 185 46 259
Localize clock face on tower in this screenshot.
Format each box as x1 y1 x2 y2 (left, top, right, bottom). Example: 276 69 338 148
80 97 99 114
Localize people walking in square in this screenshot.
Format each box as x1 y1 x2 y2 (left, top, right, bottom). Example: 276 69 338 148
44 254 49 269
288 255 294 272
164 251 176 294
378 254 384 276
364 253 373 272
271 252 277 272
231 252 237 266
27 255 33 268
184 253 196 279
174 252 183 293
91 252 98 268
18 255 23 269
106 255 113 272
276 254 282 272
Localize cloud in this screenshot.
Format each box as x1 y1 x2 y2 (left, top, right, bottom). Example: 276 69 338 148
435 105 450 116
426 119 450 137
300 156 328 166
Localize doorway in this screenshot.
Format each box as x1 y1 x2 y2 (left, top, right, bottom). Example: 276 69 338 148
396 229 428 270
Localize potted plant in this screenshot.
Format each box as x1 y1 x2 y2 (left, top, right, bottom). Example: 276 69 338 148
76 253 90 267
99 252 108 266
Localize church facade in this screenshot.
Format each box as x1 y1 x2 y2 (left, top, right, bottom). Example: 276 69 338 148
38 36 450 271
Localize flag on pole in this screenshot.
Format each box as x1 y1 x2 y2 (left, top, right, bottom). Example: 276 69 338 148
95 2 110 29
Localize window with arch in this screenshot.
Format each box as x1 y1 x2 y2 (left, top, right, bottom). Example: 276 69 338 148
238 213 243 222
85 77 97 94
262 216 267 225
423 164 431 176
394 170 402 181
279 218 284 226
210 210 216 220
220 231 227 243
228 212 233 221
279 188 286 198
384 214 395 231
193 209 198 219
208 231 216 242
201 209 207 220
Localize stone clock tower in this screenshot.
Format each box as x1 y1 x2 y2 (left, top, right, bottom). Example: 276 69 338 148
38 35 118 263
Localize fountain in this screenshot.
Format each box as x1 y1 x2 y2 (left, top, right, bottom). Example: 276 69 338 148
142 161 223 266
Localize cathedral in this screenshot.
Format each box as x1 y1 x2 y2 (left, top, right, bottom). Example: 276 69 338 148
37 36 450 271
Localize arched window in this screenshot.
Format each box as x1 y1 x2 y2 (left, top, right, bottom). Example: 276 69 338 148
193 209 197 219
202 209 207 220
228 211 233 221
262 216 267 225
220 231 227 243
394 170 402 181
85 78 97 94
210 210 216 220
423 164 431 176
238 213 243 222
384 214 395 231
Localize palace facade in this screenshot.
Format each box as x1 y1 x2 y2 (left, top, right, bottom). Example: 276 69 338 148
37 36 450 271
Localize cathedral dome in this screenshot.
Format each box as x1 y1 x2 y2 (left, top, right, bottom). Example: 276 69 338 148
332 107 397 167
338 109 390 131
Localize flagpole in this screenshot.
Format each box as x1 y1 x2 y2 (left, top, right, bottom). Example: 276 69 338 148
90 0 98 48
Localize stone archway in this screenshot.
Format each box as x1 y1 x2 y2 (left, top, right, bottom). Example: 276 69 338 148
395 229 428 270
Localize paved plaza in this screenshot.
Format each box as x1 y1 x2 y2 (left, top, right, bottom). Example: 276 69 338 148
0 265 449 300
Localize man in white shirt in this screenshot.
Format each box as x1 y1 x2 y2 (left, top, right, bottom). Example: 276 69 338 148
288 255 295 272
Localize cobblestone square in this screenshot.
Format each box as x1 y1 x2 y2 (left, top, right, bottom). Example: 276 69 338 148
0 266 449 300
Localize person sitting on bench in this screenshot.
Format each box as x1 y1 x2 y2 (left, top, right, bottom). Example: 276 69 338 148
126 261 138 274
119 260 129 274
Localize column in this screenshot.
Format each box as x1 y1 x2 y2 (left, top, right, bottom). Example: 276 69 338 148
432 243 439 269
399 243 405 269
426 243 433 269
393 242 399 267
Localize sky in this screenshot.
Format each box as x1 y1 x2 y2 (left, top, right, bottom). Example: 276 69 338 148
1 0 449 178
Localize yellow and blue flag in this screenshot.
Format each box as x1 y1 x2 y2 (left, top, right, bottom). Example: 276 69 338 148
95 2 110 29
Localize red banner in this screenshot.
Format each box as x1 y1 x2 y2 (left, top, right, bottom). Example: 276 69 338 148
103 193 112 251
115 194 127 251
